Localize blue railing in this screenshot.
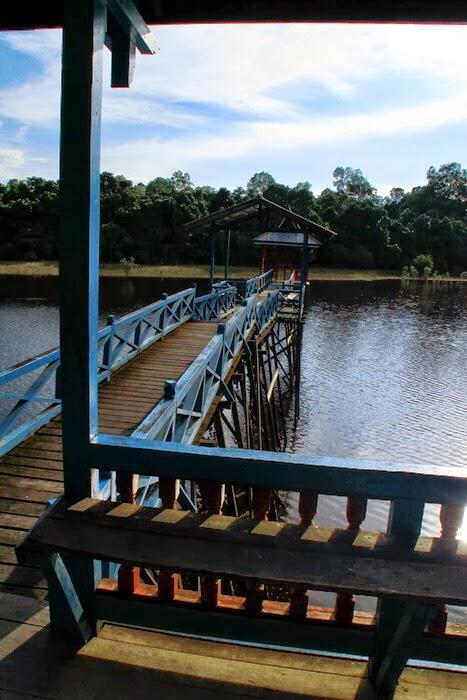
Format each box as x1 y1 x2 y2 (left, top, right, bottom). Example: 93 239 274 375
0 287 196 457
244 269 274 298
276 285 304 315
133 291 279 445
98 288 195 381
193 281 236 321
0 350 62 456
0 281 282 458
256 291 280 331
234 269 274 300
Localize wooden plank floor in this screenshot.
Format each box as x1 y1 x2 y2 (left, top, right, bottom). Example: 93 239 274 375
0 321 216 599
0 592 465 700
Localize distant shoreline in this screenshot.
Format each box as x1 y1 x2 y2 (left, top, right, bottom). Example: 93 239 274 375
0 261 465 282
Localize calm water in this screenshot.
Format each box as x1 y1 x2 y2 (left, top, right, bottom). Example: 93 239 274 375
1 275 466 617
285 279 467 617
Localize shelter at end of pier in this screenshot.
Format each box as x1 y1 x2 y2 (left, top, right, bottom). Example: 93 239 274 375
184 195 335 285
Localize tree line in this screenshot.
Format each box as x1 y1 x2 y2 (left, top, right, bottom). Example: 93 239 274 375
0 163 466 274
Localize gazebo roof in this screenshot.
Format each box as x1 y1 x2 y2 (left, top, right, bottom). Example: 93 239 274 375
184 196 336 243
253 231 321 248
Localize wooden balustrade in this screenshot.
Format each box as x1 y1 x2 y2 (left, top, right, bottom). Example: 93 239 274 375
427 502 465 634
245 488 271 615
335 496 369 624
105 468 466 649
289 490 318 620
199 480 225 609
115 472 140 594
157 476 180 600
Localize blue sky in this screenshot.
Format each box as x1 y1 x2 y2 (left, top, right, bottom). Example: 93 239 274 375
1 24 467 195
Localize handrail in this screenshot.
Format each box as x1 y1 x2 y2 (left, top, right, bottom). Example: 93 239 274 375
246 268 274 297
193 283 236 321
94 435 467 503
237 269 274 300
133 291 279 445
0 287 196 456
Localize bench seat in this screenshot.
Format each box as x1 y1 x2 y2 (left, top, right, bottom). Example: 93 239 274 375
16 497 467 696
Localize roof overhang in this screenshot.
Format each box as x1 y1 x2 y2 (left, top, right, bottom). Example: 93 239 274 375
254 231 321 248
2 2 467 30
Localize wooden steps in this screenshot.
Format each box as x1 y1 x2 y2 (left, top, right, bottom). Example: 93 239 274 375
0 321 216 598
0 592 465 699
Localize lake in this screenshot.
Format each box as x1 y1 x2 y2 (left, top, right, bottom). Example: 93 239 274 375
1 275 466 617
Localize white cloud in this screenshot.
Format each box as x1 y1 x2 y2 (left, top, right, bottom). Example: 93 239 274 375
0 147 26 179
102 90 467 182
2 23 467 185
2 24 467 128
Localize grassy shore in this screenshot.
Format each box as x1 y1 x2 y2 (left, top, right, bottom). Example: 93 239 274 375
0 260 398 280
0 260 464 281
0 261 257 279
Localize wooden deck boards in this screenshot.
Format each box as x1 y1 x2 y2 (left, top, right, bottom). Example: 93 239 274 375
0 592 465 700
0 321 216 598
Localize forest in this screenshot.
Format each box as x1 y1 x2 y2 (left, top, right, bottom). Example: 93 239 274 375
0 163 466 274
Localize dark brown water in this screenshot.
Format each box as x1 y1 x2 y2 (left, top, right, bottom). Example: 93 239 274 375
1 275 466 618
285 279 467 619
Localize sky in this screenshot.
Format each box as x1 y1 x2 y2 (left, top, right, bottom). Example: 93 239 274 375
1 23 467 195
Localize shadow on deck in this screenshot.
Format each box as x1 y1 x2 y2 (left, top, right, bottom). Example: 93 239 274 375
2 591 465 700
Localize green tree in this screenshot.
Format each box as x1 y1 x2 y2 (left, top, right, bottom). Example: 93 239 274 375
427 162 467 202
413 254 434 275
169 170 193 192
246 171 276 197
333 166 375 198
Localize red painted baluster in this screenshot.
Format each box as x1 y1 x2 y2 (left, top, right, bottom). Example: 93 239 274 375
245 488 271 616
159 476 179 511
335 496 368 624
157 476 180 601
116 472 140 594
346 496 367 530
440 503 464 539
428 503 464 634
289 491 318 621
199 480 225 610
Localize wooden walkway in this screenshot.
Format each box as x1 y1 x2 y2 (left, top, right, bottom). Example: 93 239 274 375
1 591 466 700
0 321 216 599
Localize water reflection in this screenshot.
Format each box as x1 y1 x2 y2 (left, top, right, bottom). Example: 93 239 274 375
293 280 466 470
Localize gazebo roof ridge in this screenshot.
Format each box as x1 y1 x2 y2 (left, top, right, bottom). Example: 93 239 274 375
184 195 336 242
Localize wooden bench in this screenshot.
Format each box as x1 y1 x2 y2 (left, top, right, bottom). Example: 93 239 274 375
17 496 467 697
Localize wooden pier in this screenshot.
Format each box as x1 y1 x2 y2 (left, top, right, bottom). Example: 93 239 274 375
0 273 301 600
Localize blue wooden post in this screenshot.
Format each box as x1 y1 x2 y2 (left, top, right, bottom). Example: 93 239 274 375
103 314 115 380
191 282 197 317
224 229 231 281
59 0 106 500
299 232 309 317
369 499 428 694
161 292 168 337
209 228 216 288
